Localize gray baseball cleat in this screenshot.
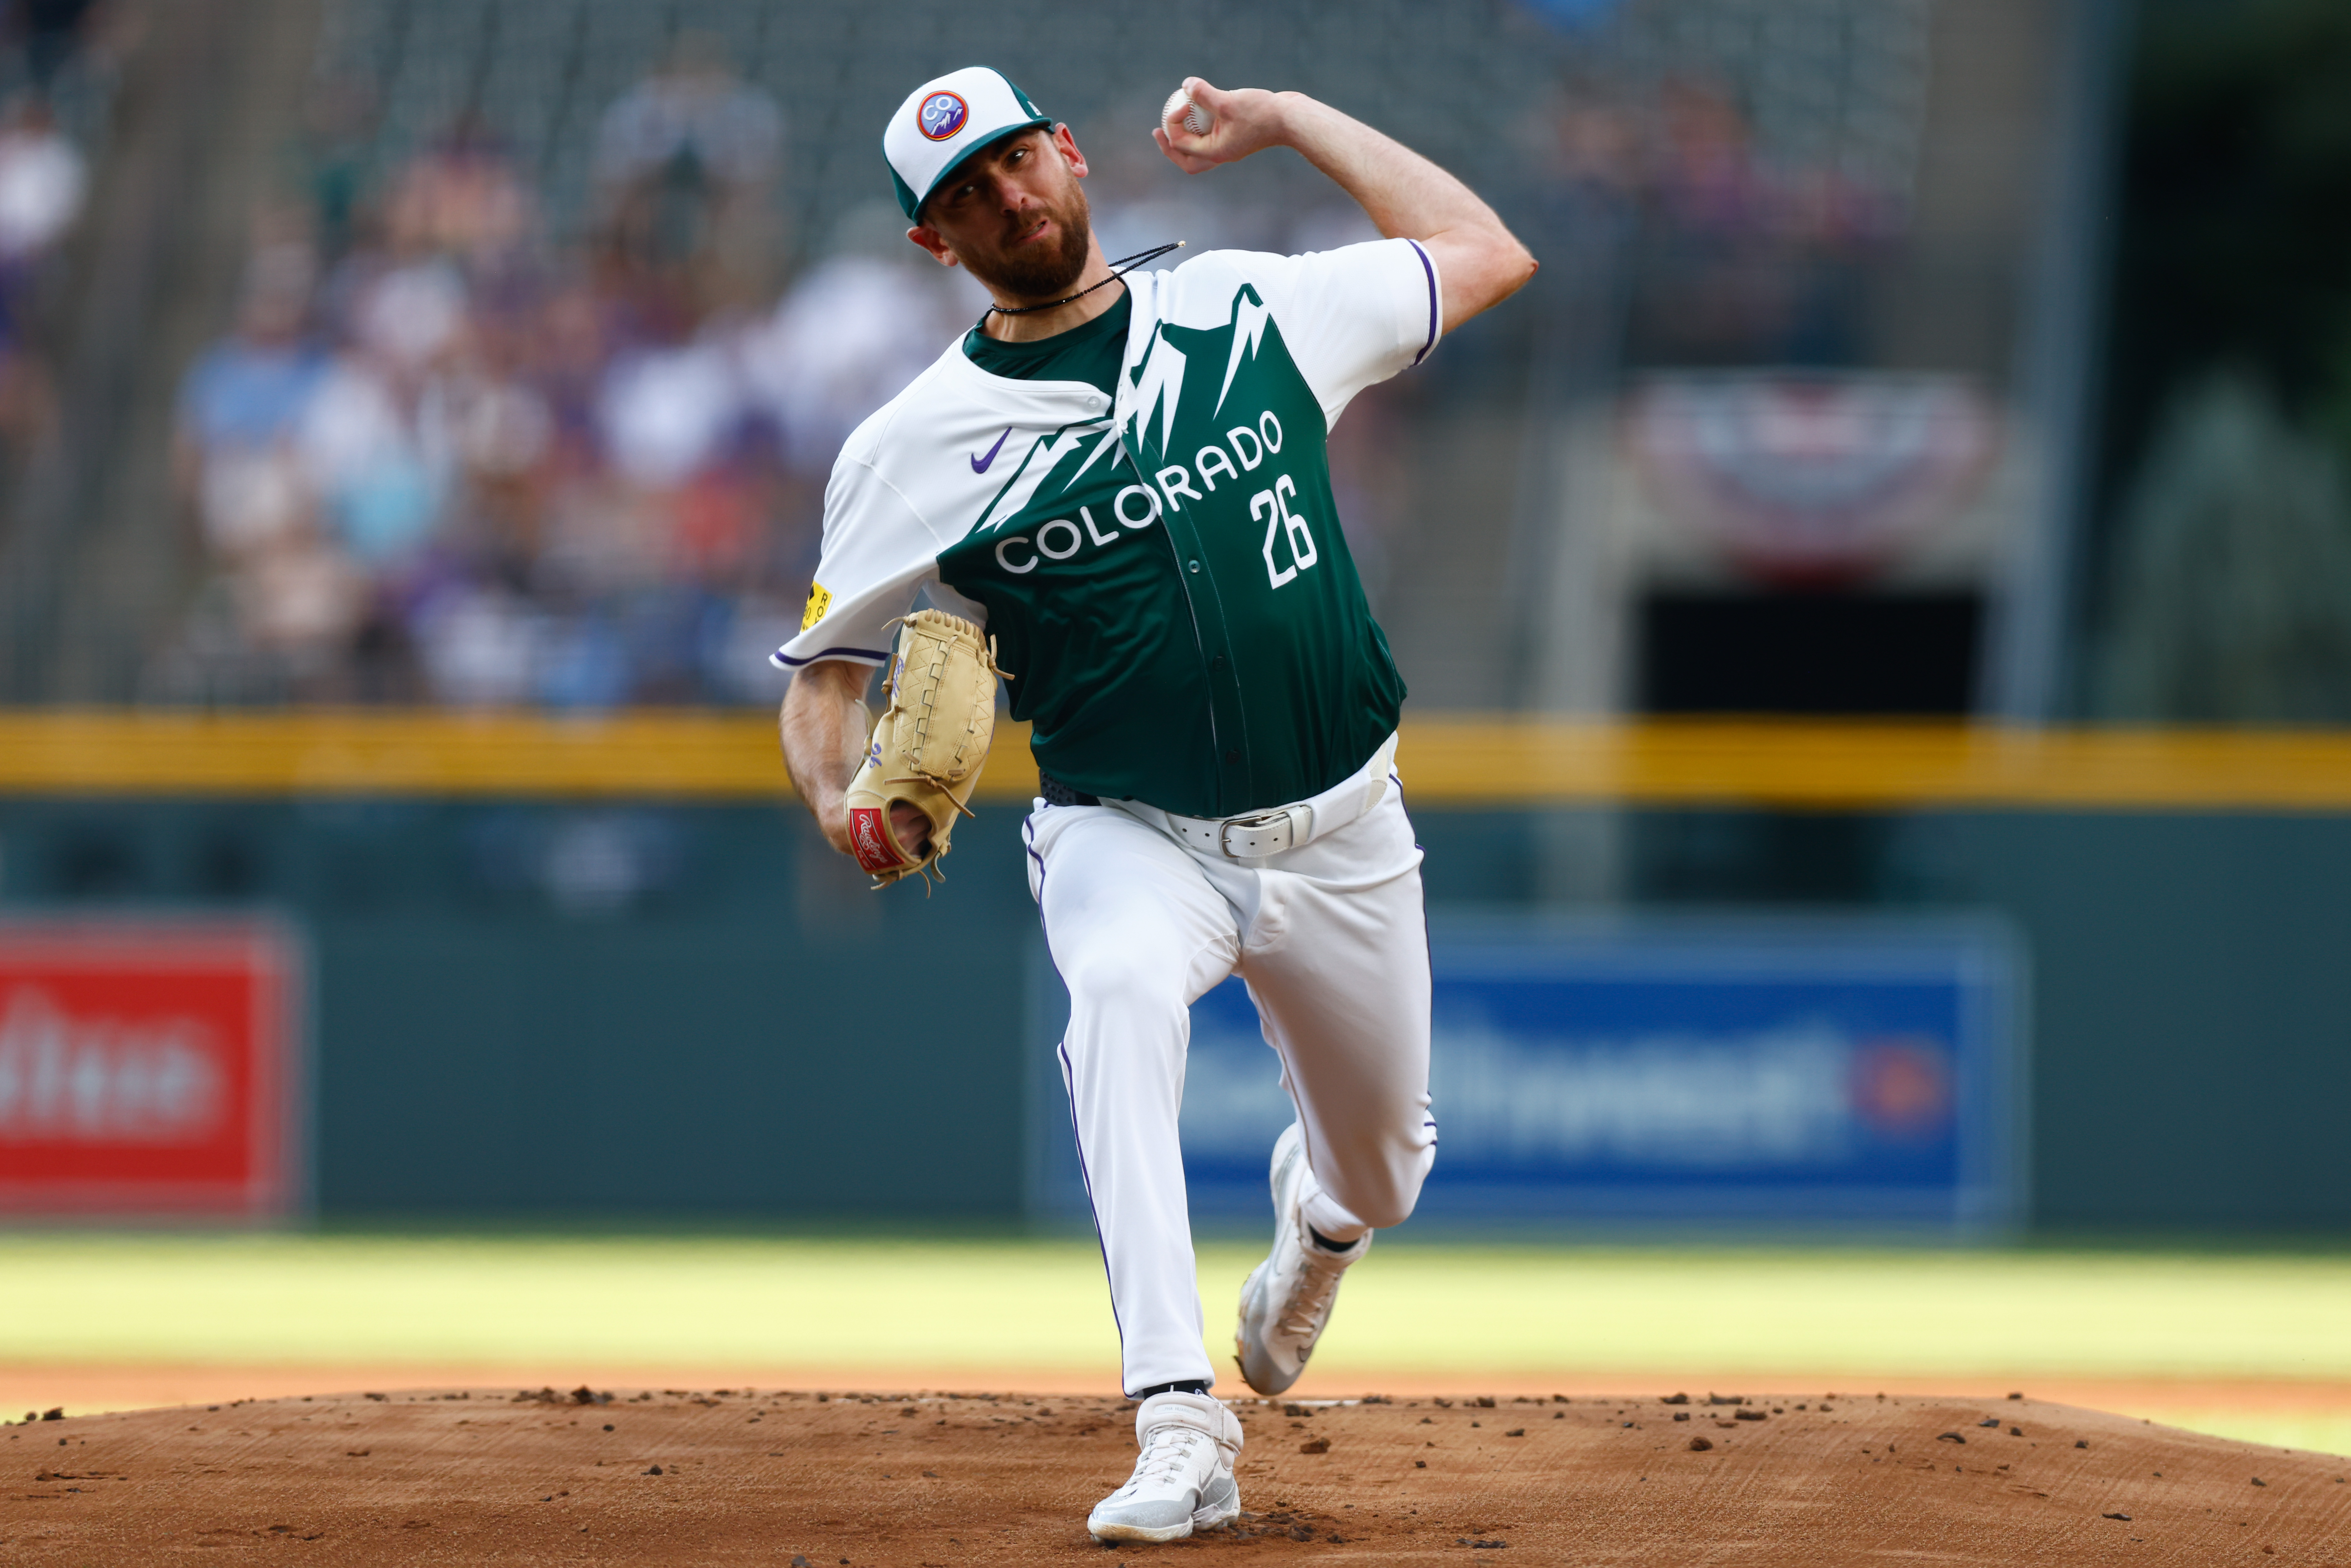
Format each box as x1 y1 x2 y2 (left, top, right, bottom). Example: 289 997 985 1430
1233 1122 1371 1396
1086 1390 1243 1543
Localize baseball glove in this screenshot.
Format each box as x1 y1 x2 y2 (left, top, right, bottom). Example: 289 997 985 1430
842 609 1009 887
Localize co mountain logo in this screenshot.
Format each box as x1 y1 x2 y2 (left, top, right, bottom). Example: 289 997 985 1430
918 91 967 141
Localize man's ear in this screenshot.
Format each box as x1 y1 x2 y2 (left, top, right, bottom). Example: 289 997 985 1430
1050 122 1089 179
906 225 960 268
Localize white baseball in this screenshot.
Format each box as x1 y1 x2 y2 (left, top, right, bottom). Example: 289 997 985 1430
1161 86 1212 138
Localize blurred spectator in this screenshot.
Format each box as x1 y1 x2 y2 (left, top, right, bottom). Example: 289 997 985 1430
595 32 783 313
296 342 452 570
598 331 741 493
228 522 367 672
1614 74 1901 367
169 242 374 697
295 74 379 264
738 202 971 472
0 90 81 453
2095 373 2351 723
0 92 83 266
411 583 543 708
593 32 781 193
383 114 533 271
173 243 328 560
347 255 467 373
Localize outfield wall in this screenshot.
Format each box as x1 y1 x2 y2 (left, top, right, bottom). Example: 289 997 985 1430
1 716 2347 1233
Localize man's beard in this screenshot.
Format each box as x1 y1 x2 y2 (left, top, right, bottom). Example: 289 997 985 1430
956 182 1094 303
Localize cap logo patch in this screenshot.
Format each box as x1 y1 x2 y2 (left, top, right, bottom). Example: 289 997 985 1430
918 91 969 141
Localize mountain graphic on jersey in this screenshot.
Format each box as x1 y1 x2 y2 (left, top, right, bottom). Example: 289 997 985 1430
1123 287 1277 469
938 285 1404 818
968 417 1134 538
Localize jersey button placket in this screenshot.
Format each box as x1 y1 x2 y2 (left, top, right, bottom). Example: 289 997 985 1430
1175 538 1246 808
1192 561 1248 807
1122 406 1242 813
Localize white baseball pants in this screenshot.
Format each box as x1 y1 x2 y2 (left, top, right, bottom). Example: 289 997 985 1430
1023 744 1437 1396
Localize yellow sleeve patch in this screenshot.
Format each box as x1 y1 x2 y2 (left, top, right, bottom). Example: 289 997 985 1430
801 581 832 631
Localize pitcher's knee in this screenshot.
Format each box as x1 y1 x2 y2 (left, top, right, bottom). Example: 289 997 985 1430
1059 946 1192 1026
1312 1175 1420 1234
1319 1135 1432 1231
1345 1185 1419 1232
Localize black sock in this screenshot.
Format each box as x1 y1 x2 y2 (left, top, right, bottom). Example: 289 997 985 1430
1308 1225 1359 1253
1131 1379 1209 1401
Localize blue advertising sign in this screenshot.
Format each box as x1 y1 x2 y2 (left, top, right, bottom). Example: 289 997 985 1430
1027 914 2025 1235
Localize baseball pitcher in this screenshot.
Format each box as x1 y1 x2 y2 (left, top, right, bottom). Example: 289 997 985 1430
774 65 1534 1544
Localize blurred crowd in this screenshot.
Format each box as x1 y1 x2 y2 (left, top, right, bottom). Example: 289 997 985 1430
1534 72 1908 369
161 38 987 709
154 22 1914 711
158 43 1411 709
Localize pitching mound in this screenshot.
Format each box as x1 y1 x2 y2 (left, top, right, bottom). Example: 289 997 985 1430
3 1384 2345 1564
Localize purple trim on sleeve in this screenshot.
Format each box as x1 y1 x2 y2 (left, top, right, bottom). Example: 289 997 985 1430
1407 240 1438 366
770 644 889 669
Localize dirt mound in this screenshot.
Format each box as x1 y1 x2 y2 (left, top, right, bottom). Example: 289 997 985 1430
2 1384 2344 1563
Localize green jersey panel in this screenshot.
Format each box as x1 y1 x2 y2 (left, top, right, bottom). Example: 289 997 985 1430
1132 288 1406 815
937 282 1406 818
936 419 1225 811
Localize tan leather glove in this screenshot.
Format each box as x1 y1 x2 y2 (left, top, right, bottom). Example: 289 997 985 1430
842 609 1008 887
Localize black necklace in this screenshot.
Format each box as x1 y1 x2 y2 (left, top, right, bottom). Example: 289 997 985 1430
977 242 1184 325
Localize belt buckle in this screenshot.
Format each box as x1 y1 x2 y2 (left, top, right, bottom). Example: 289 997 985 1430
1220 804 1309 859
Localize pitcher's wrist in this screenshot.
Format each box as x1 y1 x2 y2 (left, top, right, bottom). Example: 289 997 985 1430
1266 90 1312 148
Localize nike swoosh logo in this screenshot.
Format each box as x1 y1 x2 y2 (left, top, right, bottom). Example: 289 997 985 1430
970 427 1011 473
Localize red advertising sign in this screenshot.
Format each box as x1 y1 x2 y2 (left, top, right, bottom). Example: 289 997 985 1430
0 921 301 1218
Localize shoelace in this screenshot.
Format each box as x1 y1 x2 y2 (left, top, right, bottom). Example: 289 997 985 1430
1273 1229 1355 1341
1128 1424 1205 1489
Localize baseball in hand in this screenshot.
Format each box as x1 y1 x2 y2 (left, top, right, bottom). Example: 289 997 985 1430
1161 86 1212 138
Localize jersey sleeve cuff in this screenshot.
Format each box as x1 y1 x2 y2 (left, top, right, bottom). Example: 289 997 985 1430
1405 238 1442 366
771 643 890 670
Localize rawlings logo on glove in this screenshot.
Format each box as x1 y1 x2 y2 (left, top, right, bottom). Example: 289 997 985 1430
843 609 1009 887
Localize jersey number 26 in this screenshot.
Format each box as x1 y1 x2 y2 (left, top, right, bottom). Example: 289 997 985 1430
1253 474 1319 590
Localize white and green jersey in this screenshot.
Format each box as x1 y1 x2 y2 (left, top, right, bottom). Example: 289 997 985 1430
773 239 1441 818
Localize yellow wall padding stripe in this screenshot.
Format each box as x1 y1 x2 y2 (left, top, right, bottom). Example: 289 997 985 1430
0 710 843 800
8 710 2351 810
1395 719 2351 810
0 710 1023 801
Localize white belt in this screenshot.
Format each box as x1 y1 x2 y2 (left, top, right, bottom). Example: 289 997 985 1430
1111 733 1398 860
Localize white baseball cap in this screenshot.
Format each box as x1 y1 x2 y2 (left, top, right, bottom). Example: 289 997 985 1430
884 66 1055 221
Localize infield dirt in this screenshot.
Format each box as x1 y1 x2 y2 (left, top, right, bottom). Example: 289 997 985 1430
2 1385 2345 1565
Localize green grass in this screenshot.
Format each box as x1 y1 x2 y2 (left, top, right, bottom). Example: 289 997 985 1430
4 1235 2347 1454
